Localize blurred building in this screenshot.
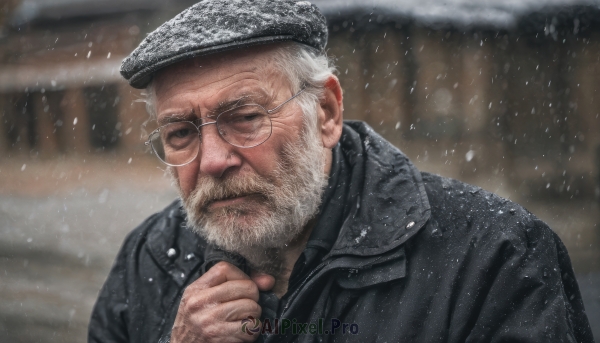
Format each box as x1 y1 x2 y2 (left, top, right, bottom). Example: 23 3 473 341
0 0 199 158
1 1 600 342
1 0 599 264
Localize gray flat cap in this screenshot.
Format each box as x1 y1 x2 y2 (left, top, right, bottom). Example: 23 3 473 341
121 0 328 89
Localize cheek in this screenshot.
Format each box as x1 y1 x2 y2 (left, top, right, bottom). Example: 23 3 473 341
247 124 303 173
243 124 300 170
236 148 279 177
269 120 304 151
173 162 200 197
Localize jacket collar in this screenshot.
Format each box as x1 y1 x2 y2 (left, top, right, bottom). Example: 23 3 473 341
325 121 431 258
145 121 431 280
278 121 431 300
145 200 206 286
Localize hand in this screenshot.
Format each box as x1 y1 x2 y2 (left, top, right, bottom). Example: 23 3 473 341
170 261 275 343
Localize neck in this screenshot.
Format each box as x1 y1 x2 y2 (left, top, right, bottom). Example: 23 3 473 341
242 218 316 298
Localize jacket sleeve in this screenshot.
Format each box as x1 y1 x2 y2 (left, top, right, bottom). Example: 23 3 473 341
88 226 145 343
462 216 594 343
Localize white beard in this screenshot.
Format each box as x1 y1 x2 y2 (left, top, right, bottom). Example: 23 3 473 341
178 106 328 274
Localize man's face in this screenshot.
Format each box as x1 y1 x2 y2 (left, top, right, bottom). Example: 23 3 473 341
153 46 328 256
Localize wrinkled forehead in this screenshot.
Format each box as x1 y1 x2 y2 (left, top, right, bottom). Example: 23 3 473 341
152 44 290 99
151 44 297 120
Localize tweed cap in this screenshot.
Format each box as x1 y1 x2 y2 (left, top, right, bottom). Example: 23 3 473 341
120 0 328 89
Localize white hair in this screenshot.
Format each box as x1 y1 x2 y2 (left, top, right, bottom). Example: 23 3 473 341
271 43 337 137
142 42 336 131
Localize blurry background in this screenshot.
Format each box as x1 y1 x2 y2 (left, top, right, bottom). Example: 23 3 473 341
0 0 599 341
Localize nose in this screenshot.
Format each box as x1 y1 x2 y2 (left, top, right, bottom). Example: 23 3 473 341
197 123 241 178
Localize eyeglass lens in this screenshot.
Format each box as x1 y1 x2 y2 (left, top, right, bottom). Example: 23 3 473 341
150 104 272 166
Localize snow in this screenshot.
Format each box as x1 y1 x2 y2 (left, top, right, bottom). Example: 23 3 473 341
354 225 371 243
465 150 475 162
11 0 600 31
311 0 600 29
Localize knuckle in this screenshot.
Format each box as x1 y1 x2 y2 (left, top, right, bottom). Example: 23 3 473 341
250 301 262 316
242 280 258 294
212 261 232 273
186 277 208 291
241 281 259 301
179 291 211 312
188 294 212 311
240 298 261 315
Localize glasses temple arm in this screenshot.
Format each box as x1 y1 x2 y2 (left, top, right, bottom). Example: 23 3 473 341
267 87 306 114
145 127 161 145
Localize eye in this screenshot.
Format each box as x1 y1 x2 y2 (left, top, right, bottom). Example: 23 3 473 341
240 114 261 124
171 128 193 138
219 106 265 128
160 122 198 148
230 112 261 122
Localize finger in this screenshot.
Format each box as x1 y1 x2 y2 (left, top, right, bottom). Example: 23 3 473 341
185 301 262 342
250 272 275 292
200 298 261 322
184 280 260 310
189 261 251 291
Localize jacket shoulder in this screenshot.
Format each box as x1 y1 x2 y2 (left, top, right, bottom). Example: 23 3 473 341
419 171 554 245
118 199 182 254
414 173 593 342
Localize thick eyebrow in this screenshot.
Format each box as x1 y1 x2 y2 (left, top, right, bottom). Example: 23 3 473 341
157 110 197 126
209 90 272 115
156 90 273 125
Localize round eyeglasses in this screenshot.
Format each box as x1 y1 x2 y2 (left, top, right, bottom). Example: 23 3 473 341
145 88 305 167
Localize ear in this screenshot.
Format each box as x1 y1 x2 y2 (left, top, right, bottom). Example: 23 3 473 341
318 75 344 149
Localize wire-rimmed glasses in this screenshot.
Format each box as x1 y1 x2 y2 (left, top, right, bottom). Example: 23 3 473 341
145 87 306 167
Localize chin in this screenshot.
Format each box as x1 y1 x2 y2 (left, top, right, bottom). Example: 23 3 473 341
209 207 265 231
193 205 303 253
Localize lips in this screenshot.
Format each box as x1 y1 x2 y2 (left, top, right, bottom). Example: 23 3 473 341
206 193 263 210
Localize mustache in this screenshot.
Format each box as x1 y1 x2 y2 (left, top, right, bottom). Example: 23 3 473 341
189 172 278 210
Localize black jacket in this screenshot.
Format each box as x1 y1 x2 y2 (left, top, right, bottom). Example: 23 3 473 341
89 121 594 343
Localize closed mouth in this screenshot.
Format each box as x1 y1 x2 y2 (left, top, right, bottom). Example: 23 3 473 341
207 193 262 208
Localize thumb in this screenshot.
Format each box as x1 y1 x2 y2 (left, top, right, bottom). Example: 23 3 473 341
251 272 276 292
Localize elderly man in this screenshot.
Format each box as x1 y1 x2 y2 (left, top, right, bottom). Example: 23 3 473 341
89 1 594 342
